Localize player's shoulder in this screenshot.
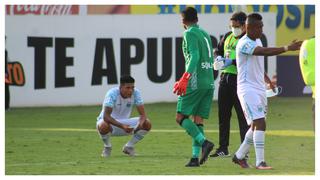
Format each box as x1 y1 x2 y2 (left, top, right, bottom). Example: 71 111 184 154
106 87 120 99
238 35 256 47
239 35 253 42
184 27 199 36
224 31 233 39
256 38 262 46
133 88 144 105
183 29 195 36
133 88 142 95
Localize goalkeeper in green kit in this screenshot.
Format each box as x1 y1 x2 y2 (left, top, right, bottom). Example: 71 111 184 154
173 7 215 167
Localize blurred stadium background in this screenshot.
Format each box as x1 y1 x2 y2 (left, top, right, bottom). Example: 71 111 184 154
5 5 315 107
5 5 315 175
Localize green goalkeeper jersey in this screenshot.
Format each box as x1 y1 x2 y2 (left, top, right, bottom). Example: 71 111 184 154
182 24 214 90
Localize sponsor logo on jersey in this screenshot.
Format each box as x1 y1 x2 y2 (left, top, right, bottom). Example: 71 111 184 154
257 105 263 112
201 62 214 69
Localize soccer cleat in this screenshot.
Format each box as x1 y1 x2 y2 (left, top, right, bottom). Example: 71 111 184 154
185 158 200 167
210 149 230 158
199 140 214 165
122 146 136 156
256 161 273 170
101 146 112 157
232 155 250 168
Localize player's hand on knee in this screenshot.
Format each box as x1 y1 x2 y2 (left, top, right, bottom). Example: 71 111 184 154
122 124 134 133
98 121 112 134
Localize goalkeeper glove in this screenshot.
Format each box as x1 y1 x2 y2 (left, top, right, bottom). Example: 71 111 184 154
173 72 191 96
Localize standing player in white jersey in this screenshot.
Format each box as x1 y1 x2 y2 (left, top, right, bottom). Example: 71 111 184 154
232 13 302 170
96 75 152 157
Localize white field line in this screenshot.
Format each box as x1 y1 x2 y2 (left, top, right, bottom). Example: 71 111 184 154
6 160 107 168
14 128 315 137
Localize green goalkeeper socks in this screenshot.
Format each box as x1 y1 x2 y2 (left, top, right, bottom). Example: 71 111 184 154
192 124 205 158
192 145 201 158
197 124 204 135
181 118 206 145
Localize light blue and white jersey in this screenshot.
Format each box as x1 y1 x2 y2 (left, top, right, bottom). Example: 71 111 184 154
97 87 144 121
236 35 265 93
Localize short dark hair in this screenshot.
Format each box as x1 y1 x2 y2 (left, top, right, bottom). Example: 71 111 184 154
230 11 247 25
246 13 263 25
181 7 198 22
120 75 135 84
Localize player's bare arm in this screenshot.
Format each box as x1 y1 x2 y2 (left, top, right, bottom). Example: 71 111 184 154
264 72 275 91
253 40 302 56
136 105 147 128
103 106 133 133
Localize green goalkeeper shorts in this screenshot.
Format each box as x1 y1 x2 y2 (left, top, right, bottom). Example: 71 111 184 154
176 88 214 119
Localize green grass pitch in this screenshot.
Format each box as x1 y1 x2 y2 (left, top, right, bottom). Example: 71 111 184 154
5 97 314 175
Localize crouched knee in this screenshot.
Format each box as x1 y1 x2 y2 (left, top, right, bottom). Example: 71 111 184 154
97 121 112 135
142 119 152 131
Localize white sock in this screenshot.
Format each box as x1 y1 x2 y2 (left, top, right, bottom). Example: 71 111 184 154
126 130 148 147
100 133 111 147
236 128 253 159
253 130 265 166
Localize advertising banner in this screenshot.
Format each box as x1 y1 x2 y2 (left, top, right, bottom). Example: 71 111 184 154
6 5 80 15
5 14 276 107
131 5 315 54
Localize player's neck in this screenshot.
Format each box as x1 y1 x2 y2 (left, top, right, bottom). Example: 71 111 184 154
247 33 256 40
235 32 245 39
119 91 130 99
186 22 197 28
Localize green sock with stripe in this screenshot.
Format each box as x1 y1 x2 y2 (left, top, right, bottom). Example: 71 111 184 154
181 118 206 145
192 124 205 158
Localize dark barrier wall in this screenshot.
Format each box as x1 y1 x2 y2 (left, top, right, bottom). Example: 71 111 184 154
277 56 311 97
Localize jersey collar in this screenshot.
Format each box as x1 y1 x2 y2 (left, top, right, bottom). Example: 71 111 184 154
187 24 199 29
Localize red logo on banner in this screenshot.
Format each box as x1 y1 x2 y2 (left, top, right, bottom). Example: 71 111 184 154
6 5 79 15
6 62 26 86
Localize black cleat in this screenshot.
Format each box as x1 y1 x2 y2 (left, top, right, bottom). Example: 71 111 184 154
199 140 214 165
256 161 272 170
210 149 230 158
232 154 250 168
185 158 200 167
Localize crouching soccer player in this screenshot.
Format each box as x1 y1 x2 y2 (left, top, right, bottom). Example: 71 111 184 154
173 7 215 167
96 75 152 157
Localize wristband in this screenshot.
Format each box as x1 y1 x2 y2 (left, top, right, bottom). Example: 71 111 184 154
284 46 288 51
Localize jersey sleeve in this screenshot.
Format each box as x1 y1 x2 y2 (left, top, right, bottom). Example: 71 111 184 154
184 31 200 73
103 89 117 108
239 39 257 55
133 89 144 106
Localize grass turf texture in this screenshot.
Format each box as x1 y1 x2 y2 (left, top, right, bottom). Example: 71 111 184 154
5 97 314 175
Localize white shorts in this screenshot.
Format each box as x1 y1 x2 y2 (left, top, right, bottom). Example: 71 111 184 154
238 91 267 125
96 117 139 136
